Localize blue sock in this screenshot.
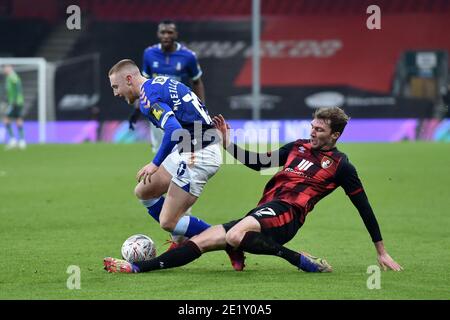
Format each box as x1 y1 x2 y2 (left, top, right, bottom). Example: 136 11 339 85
130 263 141 273
6 123 13 137
140 197 165 222
299 254 319 272
173 216 210 238
18 126 24 139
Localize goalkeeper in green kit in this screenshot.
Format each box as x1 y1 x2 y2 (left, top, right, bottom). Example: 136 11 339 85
3 65 26 150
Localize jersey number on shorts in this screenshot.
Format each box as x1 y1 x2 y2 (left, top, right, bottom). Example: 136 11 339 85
254 207 277 217
177 161 187 177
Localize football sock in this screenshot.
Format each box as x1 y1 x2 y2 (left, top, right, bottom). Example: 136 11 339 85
140 197 165 222
225 243 237 253
171 207 192 242
17 126 24 140
133 240 202 272
173 215 210 238
6 124 13 138
239 231 300 267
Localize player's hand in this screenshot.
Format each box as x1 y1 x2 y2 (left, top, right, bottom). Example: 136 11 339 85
136 162 158 185
377 252 403 271
128 108 141 131
212 114 231 148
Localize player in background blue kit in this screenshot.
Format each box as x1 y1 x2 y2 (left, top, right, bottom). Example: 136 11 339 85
108 59 245 271
142 20 205 101
129 20 206 153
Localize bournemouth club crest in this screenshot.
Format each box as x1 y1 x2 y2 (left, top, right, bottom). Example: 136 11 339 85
321 156 333 169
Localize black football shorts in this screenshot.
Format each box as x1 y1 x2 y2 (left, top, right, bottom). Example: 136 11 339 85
222 200 303 245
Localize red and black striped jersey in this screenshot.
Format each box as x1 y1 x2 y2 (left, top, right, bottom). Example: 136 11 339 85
227 139 382 242
257 139 364 223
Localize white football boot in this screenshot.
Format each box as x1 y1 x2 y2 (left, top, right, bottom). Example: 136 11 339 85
5 138 17 150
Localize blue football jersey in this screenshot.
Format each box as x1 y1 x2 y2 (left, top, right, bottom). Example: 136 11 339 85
139 76 212 130
139 76 217 164
142 42 202 87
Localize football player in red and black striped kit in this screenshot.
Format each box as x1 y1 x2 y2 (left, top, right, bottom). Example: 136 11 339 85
104 107 402 273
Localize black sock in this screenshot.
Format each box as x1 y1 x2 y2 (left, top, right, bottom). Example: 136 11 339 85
239 231 300 267
133 240 202 272
225 243 239 253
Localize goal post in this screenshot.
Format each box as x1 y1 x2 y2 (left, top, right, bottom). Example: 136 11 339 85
0 57 47 143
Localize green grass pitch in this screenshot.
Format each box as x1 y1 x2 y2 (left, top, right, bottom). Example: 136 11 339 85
0 142 449 300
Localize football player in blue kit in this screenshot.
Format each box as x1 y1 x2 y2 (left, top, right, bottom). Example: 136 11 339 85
129 20 205 153
142 20 205 101
108 59 245 271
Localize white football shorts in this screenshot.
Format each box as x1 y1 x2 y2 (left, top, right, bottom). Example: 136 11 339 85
161 142 222 197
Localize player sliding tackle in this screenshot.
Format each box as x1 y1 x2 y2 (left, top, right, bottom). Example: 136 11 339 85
108 59 245 271
104 108 403 273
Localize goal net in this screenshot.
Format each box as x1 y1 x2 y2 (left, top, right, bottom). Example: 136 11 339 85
0 57 48 143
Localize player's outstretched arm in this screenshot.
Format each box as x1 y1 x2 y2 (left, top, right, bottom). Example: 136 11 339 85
213 114 264 170
375 241 403 271
212 114 231 148
338 161 403 272
212 114 290 171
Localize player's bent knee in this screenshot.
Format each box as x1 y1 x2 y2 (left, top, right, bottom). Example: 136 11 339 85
134 184 144 199
192 226 226 252
134 183 153 200
159 218 176 232
134 182 162 200
225 229 244 248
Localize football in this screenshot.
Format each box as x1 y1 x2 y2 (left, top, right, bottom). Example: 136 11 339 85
121 234 157 263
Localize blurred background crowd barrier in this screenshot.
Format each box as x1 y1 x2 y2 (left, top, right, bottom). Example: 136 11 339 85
0 0 449 143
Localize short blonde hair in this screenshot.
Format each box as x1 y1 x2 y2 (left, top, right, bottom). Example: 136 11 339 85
108 59 138 76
